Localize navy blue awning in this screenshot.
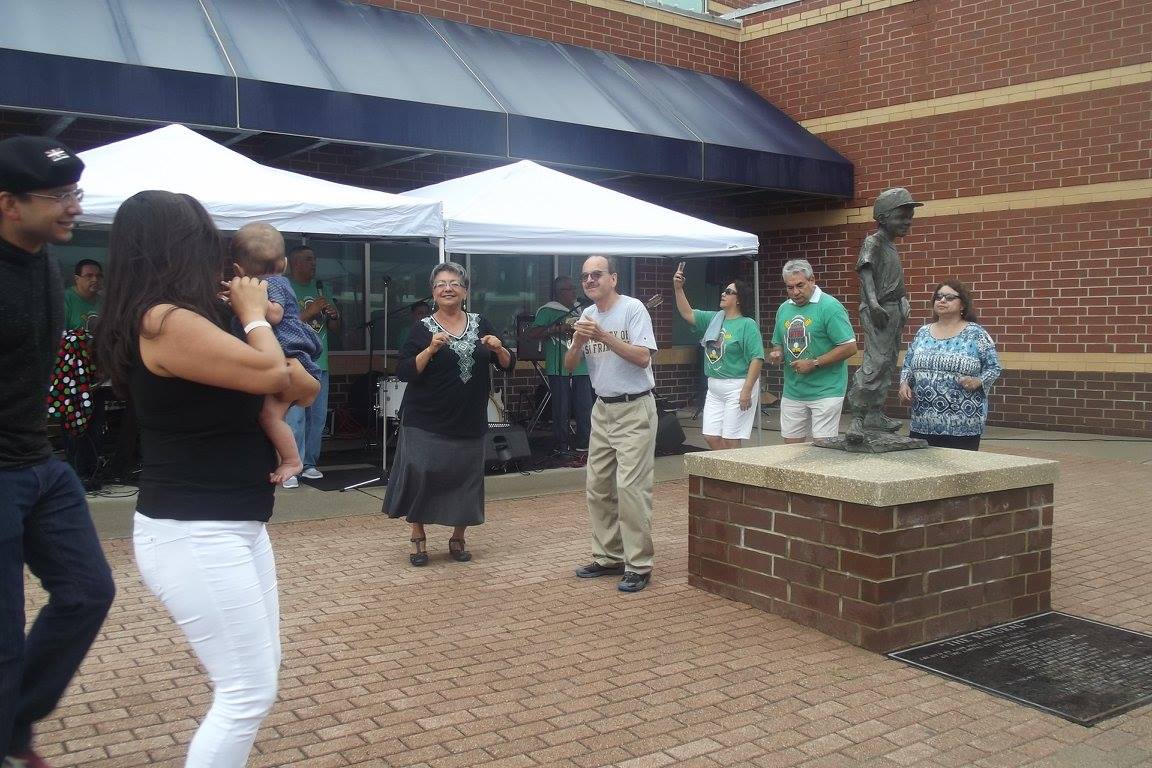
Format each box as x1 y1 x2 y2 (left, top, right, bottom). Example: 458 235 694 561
0 0 852 198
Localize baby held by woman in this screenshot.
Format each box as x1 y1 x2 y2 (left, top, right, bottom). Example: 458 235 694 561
230 223 322 483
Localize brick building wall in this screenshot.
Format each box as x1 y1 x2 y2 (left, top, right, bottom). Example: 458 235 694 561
361 0 740 76
731 0 1152 437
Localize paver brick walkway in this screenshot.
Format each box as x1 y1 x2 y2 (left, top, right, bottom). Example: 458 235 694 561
24 446 1152 767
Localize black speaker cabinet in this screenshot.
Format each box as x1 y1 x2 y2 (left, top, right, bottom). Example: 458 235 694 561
655 410 685 452
485 425 532 463
515 313 547 362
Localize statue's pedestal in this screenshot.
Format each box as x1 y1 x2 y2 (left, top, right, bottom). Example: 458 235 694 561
685 446 1058 652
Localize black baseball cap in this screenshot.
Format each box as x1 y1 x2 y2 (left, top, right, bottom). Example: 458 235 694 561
0 135 85 194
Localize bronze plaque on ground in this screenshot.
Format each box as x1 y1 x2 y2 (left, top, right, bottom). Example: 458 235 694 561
889 612 1152 725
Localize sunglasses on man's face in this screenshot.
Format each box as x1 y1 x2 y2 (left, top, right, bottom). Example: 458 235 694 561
580 270 612 283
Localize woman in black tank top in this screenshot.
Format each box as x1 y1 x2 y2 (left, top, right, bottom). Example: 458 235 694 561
95 191 317 767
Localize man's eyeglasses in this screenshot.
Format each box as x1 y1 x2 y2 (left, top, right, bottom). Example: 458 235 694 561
24 188 84 204
580 270 610 283
934 293 961 302
721 288 738 296
432 280 465 290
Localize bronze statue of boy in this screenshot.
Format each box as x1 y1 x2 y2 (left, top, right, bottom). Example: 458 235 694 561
845 187 923 445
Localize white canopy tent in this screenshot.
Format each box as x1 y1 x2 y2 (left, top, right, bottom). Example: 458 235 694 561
403 159 757 259
76 124 443 237
405 160 767 442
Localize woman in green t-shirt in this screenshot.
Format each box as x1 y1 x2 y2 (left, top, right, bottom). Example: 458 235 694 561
673 264 765 449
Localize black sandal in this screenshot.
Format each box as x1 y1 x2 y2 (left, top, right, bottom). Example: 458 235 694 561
409 537 429 567
448 538 472 562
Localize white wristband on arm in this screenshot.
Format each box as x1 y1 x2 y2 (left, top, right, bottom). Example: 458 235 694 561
243 320 272 335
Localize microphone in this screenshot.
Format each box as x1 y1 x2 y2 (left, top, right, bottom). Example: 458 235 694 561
315 280 337 319
380 274 392 287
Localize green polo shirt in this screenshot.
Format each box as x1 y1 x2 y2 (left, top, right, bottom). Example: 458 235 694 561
290 278 329 371
532 303 588 376
63 290 100 333
770 287 855 401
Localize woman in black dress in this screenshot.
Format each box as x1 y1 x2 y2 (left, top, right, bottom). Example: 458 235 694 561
384 262 514 565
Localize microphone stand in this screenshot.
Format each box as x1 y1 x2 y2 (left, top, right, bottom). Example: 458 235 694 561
343 277 390 491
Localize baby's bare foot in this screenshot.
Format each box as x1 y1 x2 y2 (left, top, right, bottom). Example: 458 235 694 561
270 460 304 484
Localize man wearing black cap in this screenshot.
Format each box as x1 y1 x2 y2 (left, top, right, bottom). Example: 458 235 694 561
0 136 115 768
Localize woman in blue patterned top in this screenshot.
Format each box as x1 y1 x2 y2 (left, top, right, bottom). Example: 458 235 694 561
899 280 1001 450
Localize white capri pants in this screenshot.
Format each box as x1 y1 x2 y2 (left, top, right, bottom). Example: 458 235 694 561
133 513 281 768
779 396 845 439
702 377 759 440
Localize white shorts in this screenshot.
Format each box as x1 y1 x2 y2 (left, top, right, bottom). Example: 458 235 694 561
702 378 759 440
780 396 844 439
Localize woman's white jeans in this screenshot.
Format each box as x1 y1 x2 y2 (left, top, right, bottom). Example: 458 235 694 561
133 513 281 768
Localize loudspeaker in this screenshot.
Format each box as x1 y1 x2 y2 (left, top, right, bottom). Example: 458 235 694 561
485 425 531 463
515 313 546 362
655 411 685 452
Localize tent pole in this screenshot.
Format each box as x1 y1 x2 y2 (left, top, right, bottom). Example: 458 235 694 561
438 237 446 264
755 258 763 446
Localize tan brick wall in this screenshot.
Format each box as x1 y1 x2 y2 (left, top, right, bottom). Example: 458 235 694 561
742 0 1151 122
360 0 741 75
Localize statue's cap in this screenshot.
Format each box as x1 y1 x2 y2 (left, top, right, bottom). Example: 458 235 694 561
873 187 923 219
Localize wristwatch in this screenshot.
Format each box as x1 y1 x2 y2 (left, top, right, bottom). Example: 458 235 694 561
812 358 821 368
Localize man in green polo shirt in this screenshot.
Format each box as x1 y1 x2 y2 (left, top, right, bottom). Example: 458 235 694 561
769 259 857 442
530 276 592 454
283 245 339 488
63 258 101 332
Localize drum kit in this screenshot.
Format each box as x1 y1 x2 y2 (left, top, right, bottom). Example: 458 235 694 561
376 376 406 421
374 377 505 424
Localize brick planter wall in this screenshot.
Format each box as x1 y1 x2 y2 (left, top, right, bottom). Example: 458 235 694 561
687 475 1054 653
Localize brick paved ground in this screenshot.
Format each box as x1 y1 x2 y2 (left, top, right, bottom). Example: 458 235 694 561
24 446 1152 767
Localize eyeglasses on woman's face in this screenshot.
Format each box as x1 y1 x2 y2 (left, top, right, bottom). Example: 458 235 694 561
721 288 738 296
433 280 465 291
934 292 961 302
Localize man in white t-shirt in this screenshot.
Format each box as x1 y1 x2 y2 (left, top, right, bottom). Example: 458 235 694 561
564 255 658 593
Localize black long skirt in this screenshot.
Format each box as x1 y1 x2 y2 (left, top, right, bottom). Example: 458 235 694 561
382 424 485 526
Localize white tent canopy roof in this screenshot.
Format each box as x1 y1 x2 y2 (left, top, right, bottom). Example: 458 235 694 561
76 125 443 237
404 160 758 259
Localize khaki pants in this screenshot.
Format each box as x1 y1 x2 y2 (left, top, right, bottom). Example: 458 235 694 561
586 395 657 574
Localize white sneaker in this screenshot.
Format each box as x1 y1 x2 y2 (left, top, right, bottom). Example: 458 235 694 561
281 475 299 489
300 467 324 480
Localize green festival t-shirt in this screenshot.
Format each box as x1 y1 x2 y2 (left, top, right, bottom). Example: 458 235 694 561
770 289 855 401
63 290 100 333
291 278 329 371
532 303 588 376
691 310 765 380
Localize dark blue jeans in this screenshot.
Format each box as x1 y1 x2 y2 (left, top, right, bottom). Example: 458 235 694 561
549 374 594 451
0 457 115 756
64 389 109 482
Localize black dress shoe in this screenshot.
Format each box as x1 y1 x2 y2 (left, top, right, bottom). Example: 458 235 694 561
575 561 626 578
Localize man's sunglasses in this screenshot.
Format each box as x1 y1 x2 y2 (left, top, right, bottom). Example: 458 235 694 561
580 270 613 283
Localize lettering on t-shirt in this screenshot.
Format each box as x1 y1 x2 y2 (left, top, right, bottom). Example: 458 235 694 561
585 329 629 356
